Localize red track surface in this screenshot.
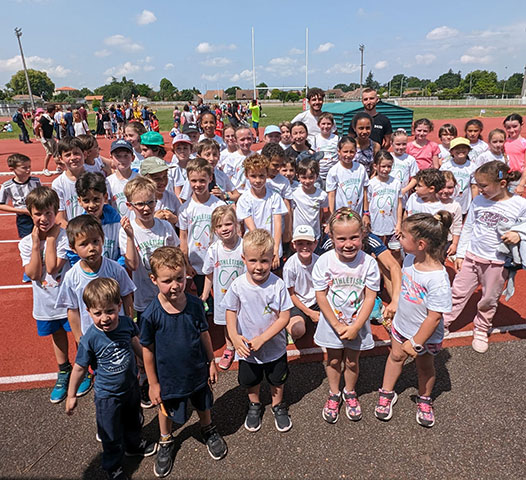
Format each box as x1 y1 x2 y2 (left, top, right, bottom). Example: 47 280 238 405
1 116 525 392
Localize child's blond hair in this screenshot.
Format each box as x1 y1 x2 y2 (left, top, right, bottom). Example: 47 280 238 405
242 228 274 255
186 157 213 178
327 207 363 235
123 176 156 202
83 278 121 310
150 246 187 277
196 139 220 156
211 205 237 233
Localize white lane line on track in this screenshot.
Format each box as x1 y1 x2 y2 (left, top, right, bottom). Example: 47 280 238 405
2 324 525 385
0 213 15 216
0 240 19 243
0 284 32 290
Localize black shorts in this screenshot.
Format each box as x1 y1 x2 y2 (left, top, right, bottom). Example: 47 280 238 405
290 303 319 322
238 353 288 388
161 384 213 425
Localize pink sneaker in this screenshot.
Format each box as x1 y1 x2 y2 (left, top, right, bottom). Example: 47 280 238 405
472 330 488 353
218 348 235 370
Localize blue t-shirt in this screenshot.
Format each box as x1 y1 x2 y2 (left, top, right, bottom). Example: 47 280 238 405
364 233 388 258
139 294 209 399
75 316 139 398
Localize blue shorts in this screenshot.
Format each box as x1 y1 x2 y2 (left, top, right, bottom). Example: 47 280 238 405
36 318 71 337
161 384 213 425
252 121 259 129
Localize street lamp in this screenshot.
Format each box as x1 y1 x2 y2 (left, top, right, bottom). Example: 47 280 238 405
502 66 508 99
14 27 35 111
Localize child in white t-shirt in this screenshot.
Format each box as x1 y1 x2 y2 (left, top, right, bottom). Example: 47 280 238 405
220 126 254 192
280 158 299 190
465 119 488 164
169 133 193 200
436 171 463 258
437 123 457 166
202 206 245 371
199 111 226 150
367 151 402 247
405 169 447 217
179 158 225 303
313 208 380 424
140 157 180 231
312 112 339 186
390 129 418 207
282 225 319 342
326 136 370 226
291 157 329 241
77 134 112 176
106 139 138 217
236 154 288 270
474 128 507 169
19 186 73 403
375 211 452 428
124 122 146 170
223 229 294 433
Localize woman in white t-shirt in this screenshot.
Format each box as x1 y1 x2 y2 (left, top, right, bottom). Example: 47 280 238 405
73 110 90 137
375 211 452 428
313 208 380 424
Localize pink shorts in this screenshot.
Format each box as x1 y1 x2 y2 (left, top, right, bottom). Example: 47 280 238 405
391 325 442 356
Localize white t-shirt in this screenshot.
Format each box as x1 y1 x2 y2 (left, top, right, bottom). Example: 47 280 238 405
312 133 339 179
202 238 245 325
83 157 106 175
178 195 225 274
19 229 70 321
51 173 84 220
55 256 136 334
199 133 226 151
130 150 144 171
266 173 293 200
468 139 488 163
219 150 246 180
326 162 369 213
102 221 121 261
405 194 446 217
438 200 463 239
391 153 418 190
367 176 402 236
393 255 451 344
312 249 380 350
291 110 321 144
118 218 179 311
291 186 328 239
474 150 505 169
438 144 451 164
168 164 186 193
107 171 138 217
179 167 235 202
0 177 41 209
440 159 477 214
282 252 318 307
236 189 288 255
457 194 526 262
222 272 293 364
156 189 181 214
73 120 90 137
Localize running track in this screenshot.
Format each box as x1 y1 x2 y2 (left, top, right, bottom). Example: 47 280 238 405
1 117 525 393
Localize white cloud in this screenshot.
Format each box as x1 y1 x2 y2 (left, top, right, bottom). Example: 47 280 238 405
315 42 335 54
196 42 237 54
201 57 231 67
415 54 436 65
104 34 143 52
201 73 221 82
0 55 70 78
46 65 71 78
325 63 360 75
104 62 141 77
268 57 295 66
230 69 252 82
94 49 111 58
136 9 156 25
289 47 304 55
460 47 493 65
426 26 459 40
375 60 388 70
164 63 174 69
143 65 155 72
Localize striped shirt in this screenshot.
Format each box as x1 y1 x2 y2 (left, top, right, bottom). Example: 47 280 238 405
0 177 41 209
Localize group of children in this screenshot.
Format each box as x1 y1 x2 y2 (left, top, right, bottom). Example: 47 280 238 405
2 109 526 479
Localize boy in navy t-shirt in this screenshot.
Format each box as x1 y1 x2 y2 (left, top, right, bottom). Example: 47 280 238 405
66 278 157 480
141 246 227 478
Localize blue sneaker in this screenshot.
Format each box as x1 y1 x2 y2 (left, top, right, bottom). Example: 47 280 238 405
369 296 384 324
22 273 31 283
50 369 71 403
76 371 93 397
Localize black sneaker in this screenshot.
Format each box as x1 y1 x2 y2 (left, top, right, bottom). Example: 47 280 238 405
271 402 292 432
140 381 153 409
154 436 175 478
125 439 158 457
107 466 128 480
201 424 227 460
244 402 263 432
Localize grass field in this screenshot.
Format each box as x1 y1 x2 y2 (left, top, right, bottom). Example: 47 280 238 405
2 105 526 141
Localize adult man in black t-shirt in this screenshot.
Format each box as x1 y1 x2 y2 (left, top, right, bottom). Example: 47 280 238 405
36 104 57 175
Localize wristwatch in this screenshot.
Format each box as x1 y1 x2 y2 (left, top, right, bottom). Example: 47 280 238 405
409 337 424 353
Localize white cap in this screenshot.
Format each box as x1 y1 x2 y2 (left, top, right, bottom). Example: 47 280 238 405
292 225 316 242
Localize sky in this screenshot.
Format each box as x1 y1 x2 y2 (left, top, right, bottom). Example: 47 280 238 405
1 0 526 93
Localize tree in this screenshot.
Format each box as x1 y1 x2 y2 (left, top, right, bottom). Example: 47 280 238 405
365 71 380 90
176 89 196 101
7 69 55 100
270 89 282 100
286 91 300 103
460 70 499 97
504 73 524 95
79 87 93 97
435 69 461 90
225 86 240 99
256 82 268 99
136 83 154 97
159 78 176 101
333 83 351 92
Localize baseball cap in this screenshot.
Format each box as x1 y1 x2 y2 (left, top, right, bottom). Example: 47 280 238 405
449 137 471 150
264 125 281 136
172 133 193 145
110 139 133 153
140 156 169 176
140 131 164 146
182 123 199 135
292 225 316 242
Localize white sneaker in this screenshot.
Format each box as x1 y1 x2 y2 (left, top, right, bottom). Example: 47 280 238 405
43 169 52 177
472 330 488 353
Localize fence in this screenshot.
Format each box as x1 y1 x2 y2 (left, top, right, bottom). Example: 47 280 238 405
384 97 526 107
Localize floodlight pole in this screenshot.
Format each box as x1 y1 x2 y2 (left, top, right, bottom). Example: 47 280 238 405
14 27 35 111
252 27 256 100
305 28 309 97
521 65 526 98
359 44 365 95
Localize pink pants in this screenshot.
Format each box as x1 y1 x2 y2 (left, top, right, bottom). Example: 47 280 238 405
443 253 508 334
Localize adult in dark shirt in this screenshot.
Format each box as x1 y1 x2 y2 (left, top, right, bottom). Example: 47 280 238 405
349 88 393 149
64 107 74 137
36 104 57 175
13 107 31 143
78 105 88 124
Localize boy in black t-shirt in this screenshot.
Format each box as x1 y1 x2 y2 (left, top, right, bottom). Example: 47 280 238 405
141 246 227 478
66 278 157 480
